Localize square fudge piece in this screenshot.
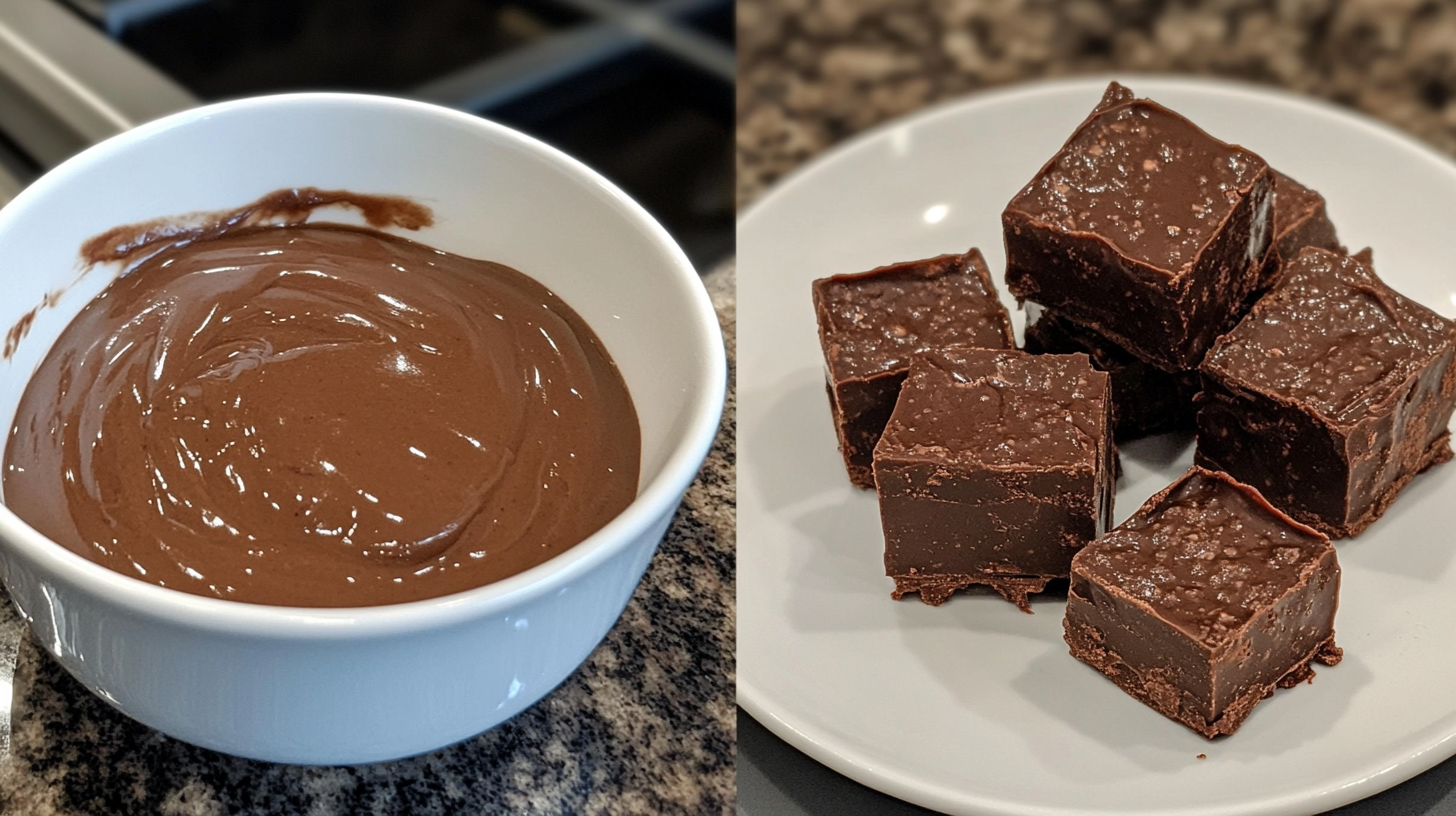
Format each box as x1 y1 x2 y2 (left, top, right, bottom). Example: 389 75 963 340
1264 170 1343 285
1249 170 1344 303
1003 81 1274 371
1197 246 1456 538
873 348 1114 610
1022 304 1199 441
1065 466 1342 739
812 248 1015 488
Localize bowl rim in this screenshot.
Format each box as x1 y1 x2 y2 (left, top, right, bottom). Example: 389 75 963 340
0 91 727 638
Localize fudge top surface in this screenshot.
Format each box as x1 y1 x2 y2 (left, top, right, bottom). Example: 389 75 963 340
1006 82 1268 276
1074 467 1332 649
812 249 1014 382
1203 247 1456 423
876 347 1108 470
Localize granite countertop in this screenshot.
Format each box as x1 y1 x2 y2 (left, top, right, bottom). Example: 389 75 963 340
738 2 1456 814
738 0 1456 207
0 264 736 815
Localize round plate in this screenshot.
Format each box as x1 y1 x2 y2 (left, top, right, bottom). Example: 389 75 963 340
737 75 1456 816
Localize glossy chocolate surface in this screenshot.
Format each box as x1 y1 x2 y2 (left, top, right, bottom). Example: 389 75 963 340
5 201 640 607
1022 305 1198 441
812 248 1014 488
1012 83 1265 272
1003 82 1273 371
1198 247 1456 537
1066 467 1341 738
874 348 1113 610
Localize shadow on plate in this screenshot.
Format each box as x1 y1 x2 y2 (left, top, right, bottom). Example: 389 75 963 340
1334 462 1456 582
776 492 903 635
1006 644 1369 780
895 586 1373 783
744 372 849 513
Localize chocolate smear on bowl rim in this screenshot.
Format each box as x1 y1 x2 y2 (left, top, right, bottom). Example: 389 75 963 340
3 188 640 607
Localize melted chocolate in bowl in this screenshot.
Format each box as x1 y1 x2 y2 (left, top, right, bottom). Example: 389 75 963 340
3 190 640 607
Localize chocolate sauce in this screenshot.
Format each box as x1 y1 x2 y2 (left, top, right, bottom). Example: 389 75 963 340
4 193 640 607
2 189 436 362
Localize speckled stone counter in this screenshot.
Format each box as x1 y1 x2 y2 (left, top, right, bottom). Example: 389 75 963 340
737 2 1456 815
0 264 736 816
739 0 1456 207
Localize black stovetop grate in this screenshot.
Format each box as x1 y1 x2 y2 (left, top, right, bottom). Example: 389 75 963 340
44 0 733 270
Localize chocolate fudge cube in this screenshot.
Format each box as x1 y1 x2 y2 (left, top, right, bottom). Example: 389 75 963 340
873 348 1114 610
1065 466 1342 739
1197 247 1456 538
1003 82 1274 371
1264 170 1343 286
1022 304 1198 441
812 248 1015 488
1248 170 1344 304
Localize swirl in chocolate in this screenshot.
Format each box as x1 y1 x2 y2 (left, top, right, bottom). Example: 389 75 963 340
4 202 640 607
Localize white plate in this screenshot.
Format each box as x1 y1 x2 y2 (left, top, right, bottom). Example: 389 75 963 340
737 75 1456 816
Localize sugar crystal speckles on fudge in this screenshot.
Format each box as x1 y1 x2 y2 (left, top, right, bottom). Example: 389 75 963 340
1065 466 1341 738
812 248 1015 488
1003 82 1273 371
1197 246 1456 538
873 348 1113 611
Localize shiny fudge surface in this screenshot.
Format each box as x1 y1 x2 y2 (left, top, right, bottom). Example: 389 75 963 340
1003 82 1273 371
812 248 1014 487
877 348 1108 469
813 248 1013 382
1022 306 1198 441
1076 469 1331 647
1204 247 1454 421
875 348 1113 610
1066 467 1341 738
1197 247 1456 537
1010 83 1267 274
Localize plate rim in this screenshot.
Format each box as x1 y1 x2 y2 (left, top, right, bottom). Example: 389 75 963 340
736 72 1456 816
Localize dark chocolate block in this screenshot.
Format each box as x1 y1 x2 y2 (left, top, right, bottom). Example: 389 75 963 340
873 347 1114 611
1065 466 1342 739
1003 81 1274 371
1022 304 1198 441
1253 170 1344 295
812 248 1015 489
1268 170 1343 279
1197 246 1456 538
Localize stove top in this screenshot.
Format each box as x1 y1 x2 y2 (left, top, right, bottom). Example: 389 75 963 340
0 0 732 269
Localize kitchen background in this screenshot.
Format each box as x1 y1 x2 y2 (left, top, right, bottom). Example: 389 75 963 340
0 0 735 813
737 1 1456 815
1 0 733 271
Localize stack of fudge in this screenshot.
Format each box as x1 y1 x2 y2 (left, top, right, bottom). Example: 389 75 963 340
812 82 1456 738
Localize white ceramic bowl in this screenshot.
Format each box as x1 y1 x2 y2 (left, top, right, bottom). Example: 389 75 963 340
0 94 726 764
